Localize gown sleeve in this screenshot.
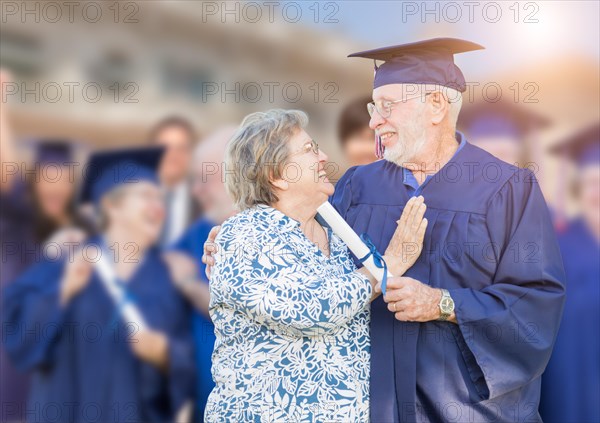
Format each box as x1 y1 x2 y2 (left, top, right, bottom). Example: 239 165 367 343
213 226 372 338
448 169 566 400
165 298 196 415
330 166 358 219
2 260 67 371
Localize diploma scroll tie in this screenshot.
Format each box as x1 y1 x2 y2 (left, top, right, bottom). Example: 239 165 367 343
358 233 389 295
316 202 394 295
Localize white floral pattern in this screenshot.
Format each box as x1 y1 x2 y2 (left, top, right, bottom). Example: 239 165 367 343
205 205 371 423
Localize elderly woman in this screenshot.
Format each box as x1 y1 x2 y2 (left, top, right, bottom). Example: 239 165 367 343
204 109 427 422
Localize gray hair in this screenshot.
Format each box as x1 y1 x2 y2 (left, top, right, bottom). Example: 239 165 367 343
225 109 308 210
97 185 128 230
445 87 463 127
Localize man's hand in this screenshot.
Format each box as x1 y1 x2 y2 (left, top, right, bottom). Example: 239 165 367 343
201 225 221 279
383 276 446 322
384 196 428 276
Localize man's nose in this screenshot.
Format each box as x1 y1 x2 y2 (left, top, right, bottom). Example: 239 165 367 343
369 111 385 130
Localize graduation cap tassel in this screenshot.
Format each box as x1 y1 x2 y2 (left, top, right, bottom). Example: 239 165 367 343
375 135 385 159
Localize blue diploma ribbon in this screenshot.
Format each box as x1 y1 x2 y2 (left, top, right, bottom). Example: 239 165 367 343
358 233 388 295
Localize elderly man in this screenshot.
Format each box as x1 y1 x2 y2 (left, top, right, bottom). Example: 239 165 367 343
203 38 566 422
149 116 199 247
332 37 566 422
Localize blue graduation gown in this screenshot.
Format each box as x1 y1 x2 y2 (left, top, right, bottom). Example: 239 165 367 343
331 134 566 423
540 219 600 423
1 181 35 421
2 239 195 423
172 218 216 422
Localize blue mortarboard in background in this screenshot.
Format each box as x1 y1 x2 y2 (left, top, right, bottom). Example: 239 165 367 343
551 122 600 167
34 140 74 165
80 147 165 206
458 99 551 141
348 38 484 91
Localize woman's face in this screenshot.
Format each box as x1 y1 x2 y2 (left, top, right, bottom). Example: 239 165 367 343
282 128 334 205
34 165 75 220
106 181 165 243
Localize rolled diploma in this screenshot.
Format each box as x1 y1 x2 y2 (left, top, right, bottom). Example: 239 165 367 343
94 253 148 330
317 202 393 282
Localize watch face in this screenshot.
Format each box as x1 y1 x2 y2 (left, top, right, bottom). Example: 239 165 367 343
440 297 454 313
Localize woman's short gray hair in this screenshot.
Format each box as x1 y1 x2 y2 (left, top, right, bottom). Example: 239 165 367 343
225 109 308 210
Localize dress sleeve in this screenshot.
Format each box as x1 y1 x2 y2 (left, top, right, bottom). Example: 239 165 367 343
212 225 372 338
2 260 68 371
448 169 566 400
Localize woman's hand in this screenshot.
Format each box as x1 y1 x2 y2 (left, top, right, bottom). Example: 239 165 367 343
201 225 221 279
383 196 428 276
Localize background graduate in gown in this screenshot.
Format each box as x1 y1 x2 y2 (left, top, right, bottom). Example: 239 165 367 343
171 126 239 422
540 122 600 423
457 98 551 170
332 38 566 422
3 147 196 423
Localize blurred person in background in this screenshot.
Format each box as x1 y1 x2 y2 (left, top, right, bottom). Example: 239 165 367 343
170 126 238 422
3 147 196 423
0 71 92 422
27 141 95 247
337 95 378 167
540 122 600 423
1 67 31 423
457 98 550 168
1 68 33 284
149 116 199 248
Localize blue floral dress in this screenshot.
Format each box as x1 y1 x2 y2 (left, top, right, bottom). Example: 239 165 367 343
205 205 371 422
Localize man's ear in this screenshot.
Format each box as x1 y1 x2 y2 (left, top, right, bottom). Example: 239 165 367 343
428 91 449 125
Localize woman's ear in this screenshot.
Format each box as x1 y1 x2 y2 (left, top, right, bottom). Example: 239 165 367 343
271 177 289 191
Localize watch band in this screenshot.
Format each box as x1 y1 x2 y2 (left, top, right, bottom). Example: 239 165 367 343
438 288 453 321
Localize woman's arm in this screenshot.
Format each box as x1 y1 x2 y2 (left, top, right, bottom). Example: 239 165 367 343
357 267 381 302
213 226 372 338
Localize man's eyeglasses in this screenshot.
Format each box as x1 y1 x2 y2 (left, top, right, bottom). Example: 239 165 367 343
367 93 431 118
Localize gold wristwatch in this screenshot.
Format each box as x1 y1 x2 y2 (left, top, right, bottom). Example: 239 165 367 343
438 289 454 321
